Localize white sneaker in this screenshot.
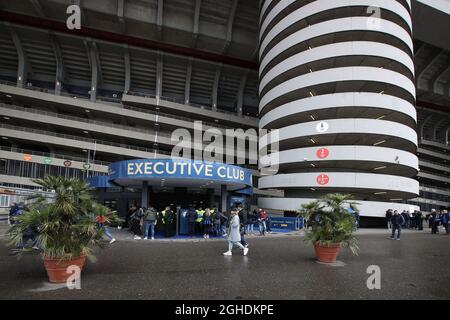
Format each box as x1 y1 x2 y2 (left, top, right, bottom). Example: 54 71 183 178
223 251 232 256
151 237 155 240
134 236 141 240
109 238 116 244
144 237 148 240
32 246 40 250
243 248 249 256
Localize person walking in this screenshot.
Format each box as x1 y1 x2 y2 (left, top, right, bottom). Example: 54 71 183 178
237 204 248 248
202 208 212 239
213 210 221 237
8 202 19 226
96 209 116 244
130 206 144 239
143 206 158 240
187 206 197 237
246 209 257 234
385 209 393 229
266 214 272 233
416 210 423 231
223 208 248 256
220 211 229 236
390 210 405 240
430 209 440 234
258 208 268 235
126 205 136 229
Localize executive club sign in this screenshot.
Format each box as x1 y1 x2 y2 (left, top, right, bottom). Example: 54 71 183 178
108 159 253 186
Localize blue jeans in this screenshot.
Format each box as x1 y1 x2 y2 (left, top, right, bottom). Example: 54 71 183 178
102 225 114 240
145 221 156 238
214 224 221 236
246 224 254 233
259 220 266 234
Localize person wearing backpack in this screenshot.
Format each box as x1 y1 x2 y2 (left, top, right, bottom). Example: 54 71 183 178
390 210 405 240
143 206 158 240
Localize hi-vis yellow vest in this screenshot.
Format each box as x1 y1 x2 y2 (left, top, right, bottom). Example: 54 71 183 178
196 210 204 222
161 210 167 224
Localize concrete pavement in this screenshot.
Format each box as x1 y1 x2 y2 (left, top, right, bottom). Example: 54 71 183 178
0 227 449 300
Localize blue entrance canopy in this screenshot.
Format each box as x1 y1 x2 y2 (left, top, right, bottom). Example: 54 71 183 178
88 159 253 194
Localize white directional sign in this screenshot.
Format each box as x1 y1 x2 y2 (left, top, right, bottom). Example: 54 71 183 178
316 121 329 133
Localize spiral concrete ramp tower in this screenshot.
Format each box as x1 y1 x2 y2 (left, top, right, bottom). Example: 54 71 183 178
258 0 420 217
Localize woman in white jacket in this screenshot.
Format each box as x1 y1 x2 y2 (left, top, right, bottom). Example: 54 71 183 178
223 209 249 256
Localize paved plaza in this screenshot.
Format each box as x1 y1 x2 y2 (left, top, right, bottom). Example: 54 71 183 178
0 225 449 300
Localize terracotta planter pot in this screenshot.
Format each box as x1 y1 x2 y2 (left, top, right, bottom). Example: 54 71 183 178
43 256 86 283
313 242 341 263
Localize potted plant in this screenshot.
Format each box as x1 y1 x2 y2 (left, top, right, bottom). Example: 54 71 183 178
298 194 359 263
8 176 120 283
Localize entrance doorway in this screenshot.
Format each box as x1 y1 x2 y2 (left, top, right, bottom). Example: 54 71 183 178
150 191 212 211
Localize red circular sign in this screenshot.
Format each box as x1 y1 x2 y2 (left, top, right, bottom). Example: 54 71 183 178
316 148 329 159
316 174 330 185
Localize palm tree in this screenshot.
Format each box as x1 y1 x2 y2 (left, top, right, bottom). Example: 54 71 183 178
8 176 120 260
299 193 359 255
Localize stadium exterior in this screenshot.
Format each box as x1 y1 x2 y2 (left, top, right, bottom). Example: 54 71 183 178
0 0 449 223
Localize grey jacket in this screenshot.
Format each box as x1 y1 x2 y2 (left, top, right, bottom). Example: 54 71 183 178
227 215 241 242
144 207 158 222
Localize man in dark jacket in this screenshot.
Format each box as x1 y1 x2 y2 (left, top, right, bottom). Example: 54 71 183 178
237 204 248 248
385 209 393 229
187 206 197 237
401 210 409 229
162 206 174 237
8 202 20 225
430 209 439 234
391 210 405 240
415 210 423 230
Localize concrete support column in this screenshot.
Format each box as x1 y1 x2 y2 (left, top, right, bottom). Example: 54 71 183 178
124 46 131 94
156 53 163 99
220 184 227 213
212 66 221 111
237 71 248 116
208 188 215 208
50 34 64 95
185 58 193 104
9 26 29 88
87 42 99 102
141 181 150 208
